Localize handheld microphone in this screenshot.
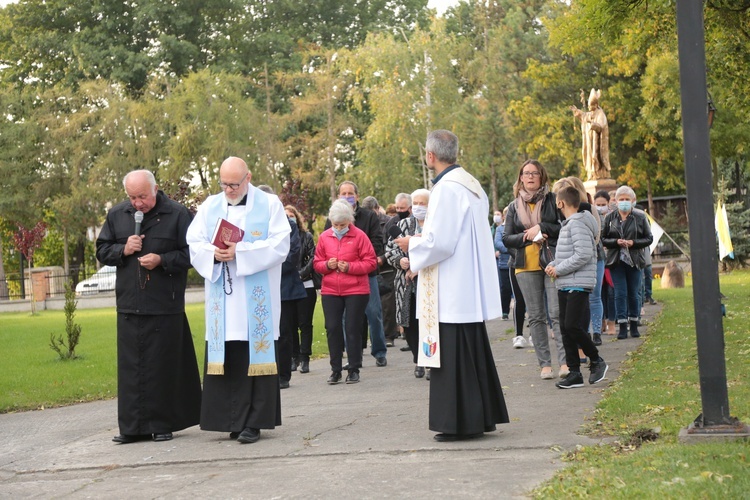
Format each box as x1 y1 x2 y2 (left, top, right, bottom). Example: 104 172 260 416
388 225 404 240
134 211 144 236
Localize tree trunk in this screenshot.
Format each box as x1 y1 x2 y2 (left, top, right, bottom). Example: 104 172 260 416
63 228 70 276
0 238 8 300
28 259 36 315
327 55 336 204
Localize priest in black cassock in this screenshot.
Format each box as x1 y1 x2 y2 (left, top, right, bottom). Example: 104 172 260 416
395 130 510 442
96 169 202 444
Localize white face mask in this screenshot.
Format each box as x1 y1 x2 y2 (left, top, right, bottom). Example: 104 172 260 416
493 215 502 224
412 205 428 220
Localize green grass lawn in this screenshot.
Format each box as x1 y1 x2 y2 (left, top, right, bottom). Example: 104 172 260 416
534 268 750 498
0 299 329 413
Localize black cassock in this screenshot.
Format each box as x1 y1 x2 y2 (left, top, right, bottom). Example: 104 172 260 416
117 313 201 435
428 322 510 435
200 341 282 433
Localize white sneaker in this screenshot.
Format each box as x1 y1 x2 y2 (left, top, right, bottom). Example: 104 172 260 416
512 336 526 349
527 336 534 347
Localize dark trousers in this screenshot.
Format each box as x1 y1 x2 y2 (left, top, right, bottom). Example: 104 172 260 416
558 290 600 372
277 299 300 383
322 294 369 373
610 262 642 322
403 291 419 364
602 281 615 322
498 267 513 316
509 267 526 337
293 287 317 360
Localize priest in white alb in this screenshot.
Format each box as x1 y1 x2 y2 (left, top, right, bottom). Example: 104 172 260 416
187 156 290 444
395 130 510 442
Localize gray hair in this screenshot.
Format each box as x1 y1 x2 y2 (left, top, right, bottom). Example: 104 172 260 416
338 180 359 195
361 196 379 211
410 188 430 203
257 184 275 194
329 199 354 224
425 130 459 164
615 185 636 201
394 193 412 206
123 170 156 190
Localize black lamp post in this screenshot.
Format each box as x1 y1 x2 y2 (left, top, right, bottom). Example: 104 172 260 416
675 1 748 440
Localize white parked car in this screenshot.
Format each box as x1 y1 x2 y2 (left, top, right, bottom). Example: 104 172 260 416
75 266 117 296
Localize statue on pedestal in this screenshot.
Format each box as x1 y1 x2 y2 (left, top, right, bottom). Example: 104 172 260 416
570 89 611 181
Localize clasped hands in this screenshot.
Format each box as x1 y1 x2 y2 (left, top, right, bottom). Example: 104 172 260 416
617 239 634 248
214 241 237 262
327 257 350 273
124 234 162 270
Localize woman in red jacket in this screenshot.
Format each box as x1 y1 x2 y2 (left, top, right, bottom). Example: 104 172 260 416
314 200 377 385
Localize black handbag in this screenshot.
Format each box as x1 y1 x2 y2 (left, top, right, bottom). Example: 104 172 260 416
539 241 554 270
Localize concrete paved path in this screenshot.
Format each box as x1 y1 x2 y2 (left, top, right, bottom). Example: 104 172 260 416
0 305 657 498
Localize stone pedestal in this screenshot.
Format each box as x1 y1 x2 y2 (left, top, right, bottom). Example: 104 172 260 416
584 178 618 200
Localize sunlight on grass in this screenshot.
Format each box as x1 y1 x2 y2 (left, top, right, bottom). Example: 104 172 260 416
0 299 329 413
533 269 750 498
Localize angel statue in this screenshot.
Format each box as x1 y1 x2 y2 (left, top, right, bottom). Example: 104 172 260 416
570 89 611 181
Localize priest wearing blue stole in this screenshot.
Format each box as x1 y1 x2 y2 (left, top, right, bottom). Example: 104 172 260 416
187 157 291 444
395 130 510 442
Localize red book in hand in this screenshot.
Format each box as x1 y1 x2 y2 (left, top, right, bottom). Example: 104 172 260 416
211 218 244 249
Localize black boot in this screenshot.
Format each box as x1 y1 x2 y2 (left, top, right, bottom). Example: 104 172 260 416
299 356 310 374
291 357 299 372
630 320 641 338
617 322 628 340
593 333 602 346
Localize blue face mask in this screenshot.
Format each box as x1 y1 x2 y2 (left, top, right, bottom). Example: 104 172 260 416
340 195 356 207
333 226 349 240
412 205 428 220
617 201 632 212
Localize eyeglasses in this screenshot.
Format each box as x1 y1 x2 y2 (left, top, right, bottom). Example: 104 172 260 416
521 171 541 178
219 175 247 191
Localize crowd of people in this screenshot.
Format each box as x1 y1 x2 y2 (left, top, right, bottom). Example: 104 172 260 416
97 129 655 446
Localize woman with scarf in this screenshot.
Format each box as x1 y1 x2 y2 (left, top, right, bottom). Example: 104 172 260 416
503 160 565 379
313 200 377 385
385 188 430 379
601 186 653 339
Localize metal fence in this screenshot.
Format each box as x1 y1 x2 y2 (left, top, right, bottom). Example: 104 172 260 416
0 267 106 301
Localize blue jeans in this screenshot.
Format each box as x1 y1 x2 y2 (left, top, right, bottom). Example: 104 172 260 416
366 276 387 358
610 262 642 323
589 260 604 334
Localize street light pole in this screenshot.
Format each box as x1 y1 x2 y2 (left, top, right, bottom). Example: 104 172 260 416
675 0 748 439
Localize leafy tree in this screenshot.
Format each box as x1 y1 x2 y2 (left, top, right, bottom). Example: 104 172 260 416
12 221 47 314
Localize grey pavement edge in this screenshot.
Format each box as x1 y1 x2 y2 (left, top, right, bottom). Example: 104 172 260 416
0 304 657 499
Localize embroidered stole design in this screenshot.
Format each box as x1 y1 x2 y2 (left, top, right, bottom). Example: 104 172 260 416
416 167 486 369
205 190 277 376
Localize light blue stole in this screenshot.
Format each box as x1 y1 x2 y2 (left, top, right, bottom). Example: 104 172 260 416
205 189 277 377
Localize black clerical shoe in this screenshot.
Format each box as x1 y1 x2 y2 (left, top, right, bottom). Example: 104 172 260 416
400 346 411 352
279 379 290 389
414 366 425 378
237 427 261 444
112 434 150 444
229 432 240 440
433 432 483 442
299 360 310 373
153 432 173 442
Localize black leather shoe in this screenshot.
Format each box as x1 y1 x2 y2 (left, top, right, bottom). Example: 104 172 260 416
376 356 387 367
229 432 240 440
414 366 425 378
400 346 411 352
327 371 342 384
112 434 150 444
237 427 260 444
153 432 173 442
299 360 310 373
433 432 483 442
291 357 299 371
426 368 431 380
345 370 360 384
279 379 290 389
